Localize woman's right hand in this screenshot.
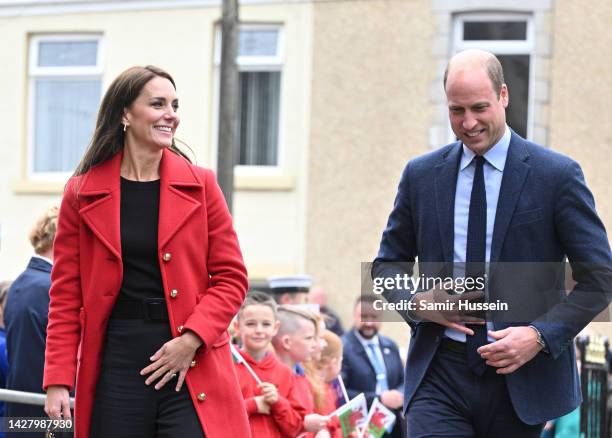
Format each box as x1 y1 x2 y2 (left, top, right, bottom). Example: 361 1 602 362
45 385 71 420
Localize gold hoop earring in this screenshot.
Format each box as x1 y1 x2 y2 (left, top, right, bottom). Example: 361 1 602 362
123 123 128 132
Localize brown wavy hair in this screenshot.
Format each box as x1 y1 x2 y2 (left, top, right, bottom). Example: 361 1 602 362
0 281 12 307
317 330 343 366
73 65 190 176
302 315 329 413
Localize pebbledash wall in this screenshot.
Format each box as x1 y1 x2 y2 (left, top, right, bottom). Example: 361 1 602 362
306 0 612 346
0 0 609 348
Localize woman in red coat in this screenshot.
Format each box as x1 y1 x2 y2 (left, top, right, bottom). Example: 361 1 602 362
43 65 250 438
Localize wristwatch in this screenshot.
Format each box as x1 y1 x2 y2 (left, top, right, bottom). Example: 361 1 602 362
529 325 548 352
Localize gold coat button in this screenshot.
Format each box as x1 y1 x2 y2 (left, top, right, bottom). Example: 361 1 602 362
190 360 196 368
197 392 206 401
177 325 183 333
162 252 172 262
170 289 178 298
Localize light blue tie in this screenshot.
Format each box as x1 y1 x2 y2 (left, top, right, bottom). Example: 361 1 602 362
367 343 389 393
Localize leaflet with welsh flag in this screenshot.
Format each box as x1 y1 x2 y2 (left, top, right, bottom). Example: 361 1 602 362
329 393 368 437
362 397 396 438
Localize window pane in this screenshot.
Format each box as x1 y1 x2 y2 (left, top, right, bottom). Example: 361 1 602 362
38 41 98 67
463 21 527 40
239 30 278 57
237 71 280 165
497 54 530 138
34 79 100 172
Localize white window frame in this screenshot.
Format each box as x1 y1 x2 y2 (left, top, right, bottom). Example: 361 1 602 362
450 13 535 141
212 24 285 175
27 34 104 181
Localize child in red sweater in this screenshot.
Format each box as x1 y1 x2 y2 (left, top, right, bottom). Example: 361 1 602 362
272 306 331 436
233 292 306 437
313 330 359 438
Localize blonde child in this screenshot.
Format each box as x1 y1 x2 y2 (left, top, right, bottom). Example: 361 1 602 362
272 305 330 434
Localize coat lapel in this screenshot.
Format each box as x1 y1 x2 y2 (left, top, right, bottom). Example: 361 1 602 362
77 149 203 260
78 153 122 260
434 143 462 262
157 149 202 249
490 132 531 263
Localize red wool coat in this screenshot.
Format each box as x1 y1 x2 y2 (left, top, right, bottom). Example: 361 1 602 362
43 149 251 438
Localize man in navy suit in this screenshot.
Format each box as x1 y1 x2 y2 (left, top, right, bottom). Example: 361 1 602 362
341 295 405 438
373 49 611 437
4 207 58 438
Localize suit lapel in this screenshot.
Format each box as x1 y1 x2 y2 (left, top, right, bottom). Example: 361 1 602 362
157 149 202 249
351 331 377 375
78 153 122 260
434 143 462 262
490 133 531 263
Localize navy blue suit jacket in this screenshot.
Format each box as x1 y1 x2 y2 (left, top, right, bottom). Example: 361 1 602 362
4 257 52 422
373 131 611 425
341 328 404 407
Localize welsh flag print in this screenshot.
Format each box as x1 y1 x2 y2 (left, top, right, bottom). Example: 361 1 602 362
336 393 368 436
363 398 396 438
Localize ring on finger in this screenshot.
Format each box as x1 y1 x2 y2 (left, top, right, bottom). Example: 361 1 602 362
167 372 177 379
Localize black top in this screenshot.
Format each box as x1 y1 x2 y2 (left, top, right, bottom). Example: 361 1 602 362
117 177 164 302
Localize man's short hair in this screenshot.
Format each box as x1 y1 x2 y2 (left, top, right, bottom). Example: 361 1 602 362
354 294 377 308
275 305 318 337
237 290 278 320
443 53 505 98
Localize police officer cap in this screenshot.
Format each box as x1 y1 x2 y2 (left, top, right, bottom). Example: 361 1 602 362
267 275 312 293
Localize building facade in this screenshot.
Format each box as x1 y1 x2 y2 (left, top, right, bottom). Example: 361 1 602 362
0 0 609 344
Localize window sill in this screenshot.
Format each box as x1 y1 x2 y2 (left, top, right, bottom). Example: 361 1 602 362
234 174 295 191
13 174 295 194
247 262 297 280
13 180 67 195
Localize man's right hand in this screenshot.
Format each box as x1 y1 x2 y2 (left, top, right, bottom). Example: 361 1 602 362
45 385 71 420
411 288 485 335
380 389 403 410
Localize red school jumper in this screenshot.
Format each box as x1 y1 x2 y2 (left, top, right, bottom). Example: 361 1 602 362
293 364 315 415
235 350 306 437
294 365 341 438
319 383 343 438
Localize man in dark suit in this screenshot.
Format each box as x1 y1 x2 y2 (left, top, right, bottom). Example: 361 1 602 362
341 295 405 438
373 49 611 437
4 207 58 438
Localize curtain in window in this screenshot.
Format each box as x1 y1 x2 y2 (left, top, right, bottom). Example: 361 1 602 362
34 79 100 172
497 55 530 139
237 71 280 166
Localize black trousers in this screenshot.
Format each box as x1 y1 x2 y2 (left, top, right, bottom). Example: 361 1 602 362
406 342 543 438
90 319 204 438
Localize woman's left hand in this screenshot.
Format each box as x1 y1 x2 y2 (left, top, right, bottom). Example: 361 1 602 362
140 330 203 391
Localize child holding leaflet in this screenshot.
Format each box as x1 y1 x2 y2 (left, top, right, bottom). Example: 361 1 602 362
233 292 306 437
